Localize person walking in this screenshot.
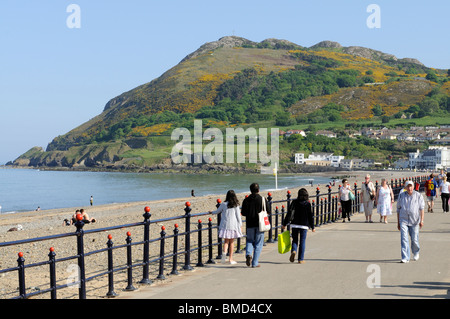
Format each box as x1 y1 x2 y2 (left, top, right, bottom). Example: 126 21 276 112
339 179 352 222
439 176 450 213
376 178 394 223
360 174 376 223
437 169 446 196
425 174 438 213
396 181 425 263
210 190 243 264
281 188 315 264
241 183 267 268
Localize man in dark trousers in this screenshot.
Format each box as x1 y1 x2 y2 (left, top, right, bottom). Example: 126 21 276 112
241 183 267 268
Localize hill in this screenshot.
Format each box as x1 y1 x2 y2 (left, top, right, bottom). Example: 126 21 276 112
9 36 450 171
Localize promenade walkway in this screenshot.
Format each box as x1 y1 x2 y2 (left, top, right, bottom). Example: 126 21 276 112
118 196 450 300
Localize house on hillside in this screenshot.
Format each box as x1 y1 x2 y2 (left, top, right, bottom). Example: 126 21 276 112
285 129 306 138
315 130 336 138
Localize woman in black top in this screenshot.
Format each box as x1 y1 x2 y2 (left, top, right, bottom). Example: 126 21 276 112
281 188 315 263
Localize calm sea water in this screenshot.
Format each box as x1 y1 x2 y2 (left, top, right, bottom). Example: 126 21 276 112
0 168 332 214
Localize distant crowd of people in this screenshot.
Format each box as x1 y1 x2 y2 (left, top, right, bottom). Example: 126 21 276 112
209 170 449 267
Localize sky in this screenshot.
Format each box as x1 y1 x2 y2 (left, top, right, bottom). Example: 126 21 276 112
0 0 449 164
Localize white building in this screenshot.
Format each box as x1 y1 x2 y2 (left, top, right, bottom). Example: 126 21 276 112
294 153 305 164
285 130 306 138
295 152 344 167
331 155 345 168
408 146 450 170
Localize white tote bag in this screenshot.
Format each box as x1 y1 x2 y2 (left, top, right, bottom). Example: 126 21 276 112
258 197 271 232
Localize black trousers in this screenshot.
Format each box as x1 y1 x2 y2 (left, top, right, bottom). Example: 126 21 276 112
441 193 450 212
341 200 352 219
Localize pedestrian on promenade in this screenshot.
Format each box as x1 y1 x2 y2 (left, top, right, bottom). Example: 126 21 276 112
209 190 243 264
241 183 267 268
376 178 394 223
425 174 438 213
360 174 376 223
437 169 446 196
281 188 315 264
397 181 425 263
339 179 352 222
439 176 450 213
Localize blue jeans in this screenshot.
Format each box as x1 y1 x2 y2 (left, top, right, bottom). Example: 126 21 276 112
291 228 308 261
245 227 265 267
399 222 420 261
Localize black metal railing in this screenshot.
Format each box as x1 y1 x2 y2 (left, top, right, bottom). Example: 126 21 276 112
0 175 427 299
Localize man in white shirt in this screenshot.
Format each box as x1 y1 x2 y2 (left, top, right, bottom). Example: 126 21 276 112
397 181 425 263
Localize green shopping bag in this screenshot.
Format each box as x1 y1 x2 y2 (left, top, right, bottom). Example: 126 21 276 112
278 230 291 254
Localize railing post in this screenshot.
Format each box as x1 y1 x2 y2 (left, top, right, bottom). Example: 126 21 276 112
183 202 193 271
324 197 329 223
320 198 324 225
125 232 137 291
171 224 180 275
331 196 336 223
286 190 292 210
316 187 320 225
17 252 26 299
48 247 57 299
196 220 204 267
313 200 318 226
235 236 242 254
267 192 274 243
274 206 279 240
157 226 166 280
215 199 223 260
106 234 117 298
74 213 87 299
206 218 215 264
327 185 332 223
140 206 152 285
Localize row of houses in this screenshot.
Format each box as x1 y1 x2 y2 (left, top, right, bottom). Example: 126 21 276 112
294 152 377 169
281 126 450 144
361 126 450 143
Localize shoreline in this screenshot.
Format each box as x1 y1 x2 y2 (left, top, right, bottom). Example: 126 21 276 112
0 169 425 235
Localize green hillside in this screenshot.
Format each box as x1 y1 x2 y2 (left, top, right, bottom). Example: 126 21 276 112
10 36 450 171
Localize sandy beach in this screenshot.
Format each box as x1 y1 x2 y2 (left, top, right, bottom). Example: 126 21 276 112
0 169 425 299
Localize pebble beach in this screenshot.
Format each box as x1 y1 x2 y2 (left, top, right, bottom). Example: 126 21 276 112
0 169 424 299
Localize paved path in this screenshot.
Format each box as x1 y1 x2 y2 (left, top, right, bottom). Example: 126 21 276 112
118 196 450 300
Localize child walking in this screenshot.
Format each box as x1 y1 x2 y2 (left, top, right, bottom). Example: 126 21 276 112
210 190 243 264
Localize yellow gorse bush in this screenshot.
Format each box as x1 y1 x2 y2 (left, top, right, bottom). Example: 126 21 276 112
131 123 172 136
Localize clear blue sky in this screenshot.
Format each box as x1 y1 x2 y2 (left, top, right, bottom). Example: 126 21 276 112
0 0 449 164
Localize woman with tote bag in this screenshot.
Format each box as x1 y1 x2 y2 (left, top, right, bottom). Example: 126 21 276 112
281 188 315 264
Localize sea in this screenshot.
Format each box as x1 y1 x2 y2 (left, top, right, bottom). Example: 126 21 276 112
0 167 332 214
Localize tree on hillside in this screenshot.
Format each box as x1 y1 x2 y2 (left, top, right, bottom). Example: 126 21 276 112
372 104 383 116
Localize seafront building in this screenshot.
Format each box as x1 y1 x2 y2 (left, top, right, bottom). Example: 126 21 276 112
408 146 450 170
294 152 345 168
